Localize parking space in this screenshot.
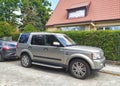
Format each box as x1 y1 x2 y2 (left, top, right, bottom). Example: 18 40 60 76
0 60 120 86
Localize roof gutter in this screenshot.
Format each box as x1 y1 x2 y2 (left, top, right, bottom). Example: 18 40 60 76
53 20 92 27
46 18 120 28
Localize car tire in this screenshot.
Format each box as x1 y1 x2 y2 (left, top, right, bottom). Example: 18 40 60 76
69 59 91 79
0 53 4 62
21 54 32 68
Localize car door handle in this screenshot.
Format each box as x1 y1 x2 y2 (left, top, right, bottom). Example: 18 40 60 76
43 48 48 51
28 46 32 49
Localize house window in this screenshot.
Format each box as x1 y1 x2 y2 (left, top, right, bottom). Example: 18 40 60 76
68 9 86 19
97 26 120 30
110 26 120 30
60 26 85 31
67 1 91 19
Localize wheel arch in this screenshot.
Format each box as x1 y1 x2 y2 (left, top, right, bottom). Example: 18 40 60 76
66 54 95 70
68 57 91 70
20 50 33 59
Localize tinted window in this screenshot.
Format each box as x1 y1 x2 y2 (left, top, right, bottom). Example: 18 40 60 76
19 33 30 43
45 35 61 46
31 35 45 45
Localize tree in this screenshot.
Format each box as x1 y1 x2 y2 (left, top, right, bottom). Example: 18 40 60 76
0 0 19 25
20 0 51 31
0 21 16 37
22 23 38 32
0 0 51 31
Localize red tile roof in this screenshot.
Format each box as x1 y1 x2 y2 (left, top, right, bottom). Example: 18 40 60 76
46 0 120 27
68 1 90 10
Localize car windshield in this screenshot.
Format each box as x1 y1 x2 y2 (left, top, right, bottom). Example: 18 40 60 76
56 35 76 46
0 40 2 46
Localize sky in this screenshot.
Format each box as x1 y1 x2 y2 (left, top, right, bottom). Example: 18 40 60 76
49 0 59 10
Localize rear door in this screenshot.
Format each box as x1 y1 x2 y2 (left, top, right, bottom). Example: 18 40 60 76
29 34 46 61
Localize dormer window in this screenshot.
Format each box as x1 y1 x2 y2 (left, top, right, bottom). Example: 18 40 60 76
68 8 86 18
67 1 90 19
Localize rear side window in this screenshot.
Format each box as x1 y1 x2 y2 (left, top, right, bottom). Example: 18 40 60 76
19 33 30 43
31 35 45 45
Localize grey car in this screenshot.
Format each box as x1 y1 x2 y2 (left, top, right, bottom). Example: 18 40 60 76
0 40 17 61
16 32 106 79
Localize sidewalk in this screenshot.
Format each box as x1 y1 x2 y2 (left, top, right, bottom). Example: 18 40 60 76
100 61 120 75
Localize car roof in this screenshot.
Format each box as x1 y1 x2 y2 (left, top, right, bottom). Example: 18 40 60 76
21 32 65 36
0 40 17 44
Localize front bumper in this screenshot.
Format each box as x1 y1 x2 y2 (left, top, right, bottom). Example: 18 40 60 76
92 57 106 70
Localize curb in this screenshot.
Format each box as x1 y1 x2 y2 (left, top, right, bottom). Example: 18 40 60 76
99 64 120 76
106 60 120 65
100 69 120 76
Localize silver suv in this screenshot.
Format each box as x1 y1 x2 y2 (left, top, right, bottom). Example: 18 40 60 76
16 32 105 79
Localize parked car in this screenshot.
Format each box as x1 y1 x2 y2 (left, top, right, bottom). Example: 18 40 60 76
0 40 17 61
16 32 106 79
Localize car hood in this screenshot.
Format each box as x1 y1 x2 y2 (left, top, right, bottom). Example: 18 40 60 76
64 45 102 52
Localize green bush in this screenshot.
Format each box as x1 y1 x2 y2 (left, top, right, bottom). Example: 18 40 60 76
11 33 20 41
0 21 16 37
22 24 38 32
53 30 120 61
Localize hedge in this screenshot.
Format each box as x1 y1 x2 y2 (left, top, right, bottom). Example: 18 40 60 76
53 30 120 61
8 30 120 61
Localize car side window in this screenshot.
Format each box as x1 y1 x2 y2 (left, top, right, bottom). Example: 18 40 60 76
45 35 61 46
31 35 45 45
19 33 30 43
0 41 2 45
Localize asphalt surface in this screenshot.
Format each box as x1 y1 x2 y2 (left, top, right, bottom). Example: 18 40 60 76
0 60 120 86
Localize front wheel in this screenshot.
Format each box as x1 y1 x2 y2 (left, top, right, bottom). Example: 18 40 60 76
21 54 32 68
69 59 91 79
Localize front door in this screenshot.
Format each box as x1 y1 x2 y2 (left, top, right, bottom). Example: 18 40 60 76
43 35 65 64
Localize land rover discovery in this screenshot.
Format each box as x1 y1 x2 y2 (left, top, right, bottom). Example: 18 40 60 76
16 32 105 79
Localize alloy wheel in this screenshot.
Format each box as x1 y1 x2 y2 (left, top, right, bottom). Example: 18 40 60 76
21 54 32 67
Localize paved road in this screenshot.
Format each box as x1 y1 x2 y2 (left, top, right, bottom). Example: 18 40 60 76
0 60 120 86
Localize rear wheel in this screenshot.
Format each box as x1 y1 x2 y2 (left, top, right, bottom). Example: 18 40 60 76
21 54 32 68
69 59 91 79
0 54 4 62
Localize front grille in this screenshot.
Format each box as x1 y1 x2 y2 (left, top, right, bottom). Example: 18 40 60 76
100 50 104 57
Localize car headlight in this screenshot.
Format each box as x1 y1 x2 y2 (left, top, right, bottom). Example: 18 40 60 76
91 52 101 60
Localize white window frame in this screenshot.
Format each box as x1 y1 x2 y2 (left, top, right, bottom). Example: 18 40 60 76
68 9 86 19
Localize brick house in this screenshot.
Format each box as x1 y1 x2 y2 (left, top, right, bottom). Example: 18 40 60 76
46 0 120 31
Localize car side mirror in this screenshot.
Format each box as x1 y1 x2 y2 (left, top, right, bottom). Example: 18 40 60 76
53 42 60 47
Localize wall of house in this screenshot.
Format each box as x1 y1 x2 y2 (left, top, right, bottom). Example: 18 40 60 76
94 21 120 30
46 27 58 31
46 20 120 31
